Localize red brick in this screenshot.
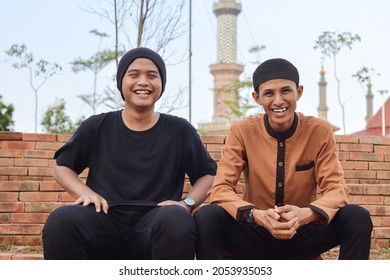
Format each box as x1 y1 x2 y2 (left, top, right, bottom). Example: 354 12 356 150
11 253 43 260
0 167 28 176
370 239 389 250
334 135 359 143
370 162 390 170
344 170 376 179
380 217 390 227
1 141 35 150
0 192 19 201
350 152 383 161
0 253 12 260
364 205 390 216
206 144 224 153
39 181 62 191
340 161 353 170
10 213 49 224
0 213 10 223
15 158 49 167
375 146 390 154
372 227 390 239
359 136 390 145
0 132 22 140
347 184 364 195
182 182 191 193
0 235 13 244
35 141 64 151
339 143 373 152
19 192 59 202
0 158 14 167
28 167 52 177
24 149 55 159
0 224 42 235
0 149 23 158
364 184 390 195
22 133 56 142
56 134 72 143
59 192 74 202
24 202 65 213
201 135 226 144
338 151 350 160
0 181 39 191
377 171 390 180
0 202 24 212
350 195 384 205
13 235 42 246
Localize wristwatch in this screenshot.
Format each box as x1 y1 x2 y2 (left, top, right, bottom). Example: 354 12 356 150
246 208 256 224
182 197 196 213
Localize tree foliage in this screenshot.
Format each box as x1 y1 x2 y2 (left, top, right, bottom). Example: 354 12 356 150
70 30 121 115
41 98 83 134
5 44 62 132
0 95 15 131
314 31 361 134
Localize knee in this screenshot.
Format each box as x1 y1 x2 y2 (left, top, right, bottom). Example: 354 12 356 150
194 204 227 233
156 206 195 237
339 204 373 233
43 205 91 236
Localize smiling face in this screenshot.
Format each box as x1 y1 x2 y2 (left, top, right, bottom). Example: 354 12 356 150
253 79 303 132
121 57 162 111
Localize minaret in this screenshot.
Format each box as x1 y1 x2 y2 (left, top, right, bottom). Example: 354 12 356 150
198 0 244 135
365 80 373 123
210 0 244 121
317 64 328 120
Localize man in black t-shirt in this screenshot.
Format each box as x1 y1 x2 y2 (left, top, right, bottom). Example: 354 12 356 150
42 47 217 260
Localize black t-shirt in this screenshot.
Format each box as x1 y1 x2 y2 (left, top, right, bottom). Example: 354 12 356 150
54 110 217 204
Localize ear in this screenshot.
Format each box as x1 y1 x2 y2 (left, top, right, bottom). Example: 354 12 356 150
252 91 262 106
297 85 304 100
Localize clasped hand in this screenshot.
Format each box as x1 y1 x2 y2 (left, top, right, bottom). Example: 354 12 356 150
253 205 305 240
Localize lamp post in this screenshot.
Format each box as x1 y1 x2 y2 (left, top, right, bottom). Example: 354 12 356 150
378 89 389 136
188 0 192 123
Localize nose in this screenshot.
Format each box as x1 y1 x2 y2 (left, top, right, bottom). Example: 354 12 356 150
273 93 284 105
137 74 149 85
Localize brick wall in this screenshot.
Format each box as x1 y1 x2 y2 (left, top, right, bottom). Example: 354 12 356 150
0 132 389 249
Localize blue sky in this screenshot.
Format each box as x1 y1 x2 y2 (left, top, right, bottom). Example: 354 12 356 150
1 0 390 134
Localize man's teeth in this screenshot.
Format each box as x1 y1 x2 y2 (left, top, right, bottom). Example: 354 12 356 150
135 90 150 95
272 108 287 114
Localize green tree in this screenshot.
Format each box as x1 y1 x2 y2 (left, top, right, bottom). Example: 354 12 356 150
0 95 15 131
314 31 361 134
5 44 62 132
70 30 120 115
41 98 82 134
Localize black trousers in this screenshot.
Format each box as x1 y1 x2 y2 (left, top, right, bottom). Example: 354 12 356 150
42 204 196 260
194 204 373 260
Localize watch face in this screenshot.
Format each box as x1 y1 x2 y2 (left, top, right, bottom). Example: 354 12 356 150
184 197 195 208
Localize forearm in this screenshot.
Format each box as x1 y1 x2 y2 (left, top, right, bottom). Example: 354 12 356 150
186 174 214 207
52 164 89 199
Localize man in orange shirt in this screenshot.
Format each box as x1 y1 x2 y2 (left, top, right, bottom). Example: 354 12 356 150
195 58 372 260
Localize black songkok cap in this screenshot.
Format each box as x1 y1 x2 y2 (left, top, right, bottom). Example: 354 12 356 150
252 58 299 92
116 47 166 100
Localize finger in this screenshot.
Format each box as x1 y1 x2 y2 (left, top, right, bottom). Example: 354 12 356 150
101 199 109 214
92 199 102 213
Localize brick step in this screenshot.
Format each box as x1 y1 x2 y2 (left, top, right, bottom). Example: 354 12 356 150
0 252 43 260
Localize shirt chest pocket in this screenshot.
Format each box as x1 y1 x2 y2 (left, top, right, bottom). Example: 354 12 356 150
295 160 314 171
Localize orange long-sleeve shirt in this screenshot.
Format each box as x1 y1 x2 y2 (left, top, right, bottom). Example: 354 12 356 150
208 112 349 224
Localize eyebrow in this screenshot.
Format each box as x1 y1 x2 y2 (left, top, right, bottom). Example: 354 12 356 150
126 69 159 75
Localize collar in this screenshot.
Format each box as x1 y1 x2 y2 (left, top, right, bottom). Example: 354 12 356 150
264 112 298 140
